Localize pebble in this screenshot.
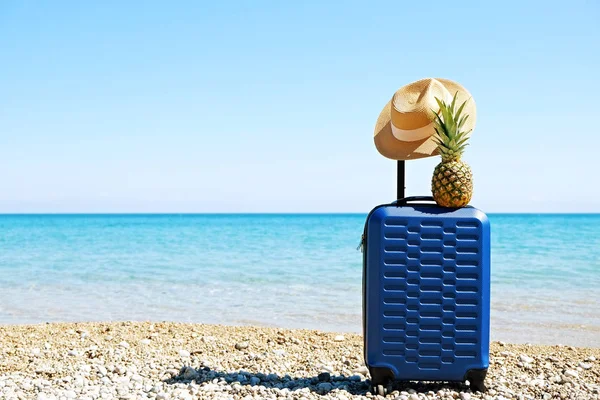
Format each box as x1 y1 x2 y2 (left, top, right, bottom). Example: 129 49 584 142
459 394 471 400
320 365 334 374
179 350 190 358
519 354 534 364
141 339 151 345
578 362 592 370
249 377 260 386
334 335 345 342
317 372 331 382
586 356 596 362
181 367 197 380
235 342 249 350
565 370 579 378
354 366 369 376
408 394 419 400
119 341 130 348
67 350 79 356
114 365 127 375
316 382 332 393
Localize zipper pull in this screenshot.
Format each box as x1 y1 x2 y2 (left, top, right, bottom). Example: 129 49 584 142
357 234 364 252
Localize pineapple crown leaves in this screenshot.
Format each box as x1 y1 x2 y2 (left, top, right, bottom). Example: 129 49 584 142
430 91 473 161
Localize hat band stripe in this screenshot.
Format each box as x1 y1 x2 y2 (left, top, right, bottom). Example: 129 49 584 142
390 121 434 142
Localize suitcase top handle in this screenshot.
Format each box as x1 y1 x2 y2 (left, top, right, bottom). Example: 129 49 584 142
394 196 437 206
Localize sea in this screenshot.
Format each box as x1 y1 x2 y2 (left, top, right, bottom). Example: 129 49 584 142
0 214 599 347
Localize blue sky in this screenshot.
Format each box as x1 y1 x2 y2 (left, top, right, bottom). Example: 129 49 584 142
1 0 598 213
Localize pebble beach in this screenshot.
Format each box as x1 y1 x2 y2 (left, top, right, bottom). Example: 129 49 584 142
0 322 598 400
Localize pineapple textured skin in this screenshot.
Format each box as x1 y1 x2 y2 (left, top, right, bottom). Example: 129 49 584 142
432 159 473 208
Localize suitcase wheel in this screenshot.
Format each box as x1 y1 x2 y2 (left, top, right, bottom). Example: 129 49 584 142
371 383 392 397
466 368 488 393
369 366 394 396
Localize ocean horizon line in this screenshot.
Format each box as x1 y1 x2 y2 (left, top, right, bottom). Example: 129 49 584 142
1 212 599 216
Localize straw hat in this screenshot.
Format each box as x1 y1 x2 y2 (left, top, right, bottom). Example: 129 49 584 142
373 77 477 160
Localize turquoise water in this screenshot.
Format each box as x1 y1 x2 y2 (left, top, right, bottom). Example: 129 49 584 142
1 214 599 347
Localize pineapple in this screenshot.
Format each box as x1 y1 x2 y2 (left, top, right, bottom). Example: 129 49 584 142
430 93 474 208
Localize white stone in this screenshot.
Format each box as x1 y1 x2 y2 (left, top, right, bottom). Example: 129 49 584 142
529 379 544 387
119 341 130 349
179 350 190 358
334 335 345 342
202 383 220 392
272 349 285 356
31 348 41 357
354 366 369 376
460 393 471 400
519 354 534 364
565 370 578 378
235 342 249 350
141 339 151 345
96 365 108 376
114 365 127 375
579 362 592 370
320 365 334 373
64 391 77 399
408 394 419 400
587 356 596 362
68 350 79 357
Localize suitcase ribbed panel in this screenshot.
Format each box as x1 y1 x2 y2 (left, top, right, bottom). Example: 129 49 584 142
365 205 490 382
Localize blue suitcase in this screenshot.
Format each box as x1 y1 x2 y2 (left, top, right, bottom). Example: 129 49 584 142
360 195 490 395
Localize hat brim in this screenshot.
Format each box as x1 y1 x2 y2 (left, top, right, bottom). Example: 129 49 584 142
373 78 477 161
